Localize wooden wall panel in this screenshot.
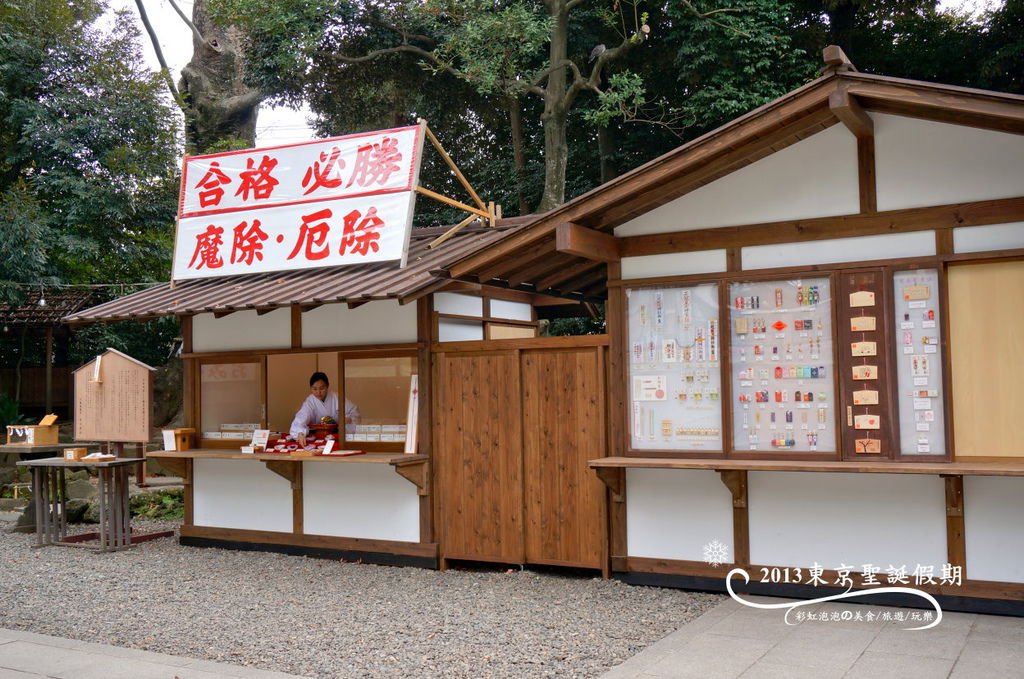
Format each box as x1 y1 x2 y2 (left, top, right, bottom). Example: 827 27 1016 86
949 261 1024 457
522 347 606 568
434 351 524 563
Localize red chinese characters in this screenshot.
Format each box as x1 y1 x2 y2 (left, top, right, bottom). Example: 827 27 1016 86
230 219 269 265
188 225 225 269
287 209 333 261
340 207 383 257
235 155 280 201
193 162 231 208
346 137 403 188
301 146 345 195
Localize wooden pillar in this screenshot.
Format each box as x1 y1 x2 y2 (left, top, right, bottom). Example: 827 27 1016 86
416 296 434 543
604 261 628 573
719 470 750 567
44 326 53 412
943 475 966 578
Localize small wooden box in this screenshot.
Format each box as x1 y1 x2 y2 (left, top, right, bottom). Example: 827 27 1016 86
161 428 195 451
63 447 88 461
6 415 59 445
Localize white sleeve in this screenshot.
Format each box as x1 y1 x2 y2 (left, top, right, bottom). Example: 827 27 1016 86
345 398 360 424
289 396 314 438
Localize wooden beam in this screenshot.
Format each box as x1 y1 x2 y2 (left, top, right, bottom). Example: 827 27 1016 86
414 186 490 219
555 223 621 262
858 136 877 213
394 460 429 496
507 253 576 289
829 88 873 140
533 260 603 293
844 77 1024 136
428 213 481 250
423 123 487 212
621 196 1024 257
823 45 857 73
595 467 625 501
474 240 555 284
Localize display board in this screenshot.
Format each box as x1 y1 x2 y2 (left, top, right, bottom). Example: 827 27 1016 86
729 277 836 453
838 270 895 458
626 284 722 451
892 269 946 456
73 349 154 443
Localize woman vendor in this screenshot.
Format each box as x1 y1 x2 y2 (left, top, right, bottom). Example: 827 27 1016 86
290 371 360 445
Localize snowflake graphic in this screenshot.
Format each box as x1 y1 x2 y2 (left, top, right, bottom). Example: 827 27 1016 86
702 539 730 567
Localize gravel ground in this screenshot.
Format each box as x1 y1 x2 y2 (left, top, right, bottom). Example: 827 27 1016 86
0 519 723 678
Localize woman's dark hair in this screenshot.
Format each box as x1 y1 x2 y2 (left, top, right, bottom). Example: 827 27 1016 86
309 371 329 387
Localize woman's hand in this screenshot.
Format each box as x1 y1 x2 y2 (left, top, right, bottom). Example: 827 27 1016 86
297 433 307 446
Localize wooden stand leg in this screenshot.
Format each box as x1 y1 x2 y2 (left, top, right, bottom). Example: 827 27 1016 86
31 468 43 547
98 470 108 551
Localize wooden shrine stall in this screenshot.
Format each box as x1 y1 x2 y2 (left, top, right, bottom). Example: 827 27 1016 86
65 221 609 570
436 50 1024 613
0 287 94 417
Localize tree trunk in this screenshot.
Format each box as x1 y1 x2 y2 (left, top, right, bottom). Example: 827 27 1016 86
178 0 263 153
828 1 857 57
508 99 530 215
537 2 570 212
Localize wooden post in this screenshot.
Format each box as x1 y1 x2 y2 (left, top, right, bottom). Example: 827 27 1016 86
44 326 54 412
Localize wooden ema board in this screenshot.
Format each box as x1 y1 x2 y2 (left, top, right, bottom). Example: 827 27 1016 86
838 270 895 459
74 351 153 443
949 261 1024 457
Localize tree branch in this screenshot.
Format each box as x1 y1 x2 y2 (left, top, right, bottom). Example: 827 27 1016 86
166 0 218 50
334 44 466 81
133 0 185 110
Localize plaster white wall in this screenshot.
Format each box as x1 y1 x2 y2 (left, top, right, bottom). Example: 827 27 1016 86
953 222 1024 254
615 125 859 237
490 299 533 321
876 114 1024 212
626 469 735 562
438 318 484 342
302 299 417 346
303 462 419 542
748 472 947 570
193 458 293 533
193 309 291 352
742 231 936 271
964 476 1024 583
434 292 484 317
622 251 728 280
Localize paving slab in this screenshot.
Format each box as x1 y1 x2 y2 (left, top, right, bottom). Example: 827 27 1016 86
601 598 1024 679
0 629 307 679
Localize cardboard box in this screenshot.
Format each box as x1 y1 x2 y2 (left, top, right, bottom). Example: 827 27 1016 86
6 414 59 445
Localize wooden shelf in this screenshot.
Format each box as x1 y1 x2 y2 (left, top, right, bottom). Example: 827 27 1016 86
147 449 425 465
589 456 1024 477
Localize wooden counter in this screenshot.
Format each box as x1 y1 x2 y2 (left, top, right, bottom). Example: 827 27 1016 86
146 449 435 566
589 456 1024 477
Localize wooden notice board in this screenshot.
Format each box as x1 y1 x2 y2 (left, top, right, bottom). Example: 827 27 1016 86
74 349 154 443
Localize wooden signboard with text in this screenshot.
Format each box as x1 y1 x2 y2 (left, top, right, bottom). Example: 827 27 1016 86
73 349 155 443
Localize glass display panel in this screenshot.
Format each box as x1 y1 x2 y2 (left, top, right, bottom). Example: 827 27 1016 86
199 362 262 441
729 277 836 453
344 356 416 444
893 269 946 456
626 284 722 451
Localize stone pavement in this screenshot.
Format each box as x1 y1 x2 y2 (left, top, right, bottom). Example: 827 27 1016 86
0 628 308 679
601 596 1024 679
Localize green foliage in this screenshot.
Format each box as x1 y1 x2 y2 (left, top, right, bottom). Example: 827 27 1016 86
0 0 180 289
129 487 185 520
417 1 551 97
668 0 818 134
0 394 31 432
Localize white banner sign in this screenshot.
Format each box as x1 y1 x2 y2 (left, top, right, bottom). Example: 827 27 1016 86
173 124 424 280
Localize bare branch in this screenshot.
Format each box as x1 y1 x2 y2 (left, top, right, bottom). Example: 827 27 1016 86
166 0 218 50
565 0 589 10
678 0 750 37
563 36 634 109
334 44 467 81
133 0 185 110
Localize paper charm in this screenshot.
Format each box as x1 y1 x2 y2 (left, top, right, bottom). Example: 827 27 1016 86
854 414 881 430
852 365 878 380
851 341 877 357
853 390 879 405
